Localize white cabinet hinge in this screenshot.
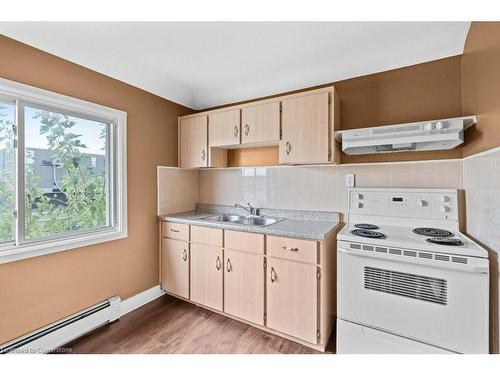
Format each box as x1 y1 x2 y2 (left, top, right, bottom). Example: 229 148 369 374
328 94 332 105
264 313 267 324
263 258 267 268
317 270 321 279
317 330 320 339
279 102 282 112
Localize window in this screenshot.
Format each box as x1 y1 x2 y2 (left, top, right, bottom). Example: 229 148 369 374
0 78 127 264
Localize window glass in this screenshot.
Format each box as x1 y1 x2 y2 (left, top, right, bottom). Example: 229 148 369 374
0 100 15 244
24 106 110 240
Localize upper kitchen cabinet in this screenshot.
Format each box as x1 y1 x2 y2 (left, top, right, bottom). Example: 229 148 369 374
179 115 208 168
209 109 241 147
177 86 339 168
280 88 339 164
241 101 280 145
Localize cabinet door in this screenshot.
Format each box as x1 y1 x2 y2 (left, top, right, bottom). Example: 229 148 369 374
266 258 318 343
241 101 280 145
209 109 241 147
180 115 208 168
280 92 329 164
161 238 190 299
190 243 223 311
224 249 264 325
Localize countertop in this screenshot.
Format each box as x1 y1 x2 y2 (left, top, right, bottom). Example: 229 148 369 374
158 206 341 240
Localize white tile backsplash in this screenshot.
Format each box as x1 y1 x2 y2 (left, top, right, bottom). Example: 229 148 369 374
197 159 463 219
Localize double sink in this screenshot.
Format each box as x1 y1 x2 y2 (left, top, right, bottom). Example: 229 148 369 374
201 214 283 227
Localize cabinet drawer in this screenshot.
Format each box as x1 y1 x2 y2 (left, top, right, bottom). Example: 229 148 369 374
191 225 223 247
162 221 189 241
224 230 264 254
267 236 318 264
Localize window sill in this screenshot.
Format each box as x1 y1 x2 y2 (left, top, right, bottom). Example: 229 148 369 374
0 229 128 264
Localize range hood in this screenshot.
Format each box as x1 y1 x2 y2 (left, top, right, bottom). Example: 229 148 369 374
335 115 477 155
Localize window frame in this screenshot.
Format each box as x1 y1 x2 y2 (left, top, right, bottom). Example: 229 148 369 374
0 78 127 264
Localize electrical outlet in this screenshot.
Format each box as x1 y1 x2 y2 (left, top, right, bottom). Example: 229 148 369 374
345 174 355 187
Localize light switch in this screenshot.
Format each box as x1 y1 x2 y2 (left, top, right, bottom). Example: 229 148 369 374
345 174 355 187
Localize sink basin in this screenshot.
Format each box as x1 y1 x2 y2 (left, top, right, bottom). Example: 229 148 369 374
239 217 279 226
201 214 282 227
202 214 247 223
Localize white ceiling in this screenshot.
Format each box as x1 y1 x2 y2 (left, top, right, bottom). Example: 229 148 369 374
0 22 470 110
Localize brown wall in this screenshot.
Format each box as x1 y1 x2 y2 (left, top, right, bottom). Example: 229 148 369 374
0 36 192 344
462 22 500 157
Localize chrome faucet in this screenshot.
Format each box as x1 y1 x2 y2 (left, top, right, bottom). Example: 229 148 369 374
235 202 258 216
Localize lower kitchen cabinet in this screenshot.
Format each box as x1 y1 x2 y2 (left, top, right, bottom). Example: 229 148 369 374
266 257 319 344
161 238 190 299
190 243 224 311
223 249 265 325
160 220 337 351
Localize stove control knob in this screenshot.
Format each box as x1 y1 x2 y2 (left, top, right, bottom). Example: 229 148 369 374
357 193 363 200
435 121 447 130
357 202 363 208
424 122 435 131
440 195 449 203
417 200 426 207
440 206 449 213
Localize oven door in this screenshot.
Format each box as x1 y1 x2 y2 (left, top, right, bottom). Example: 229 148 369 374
337 244 489 354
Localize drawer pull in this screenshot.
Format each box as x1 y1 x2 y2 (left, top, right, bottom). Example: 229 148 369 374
170 228 180 233
270 267 277 283
226 259 232 272
282 245 299 252
215 256 221 270
182 249 187 261
244 124 250 136
234 126 239 137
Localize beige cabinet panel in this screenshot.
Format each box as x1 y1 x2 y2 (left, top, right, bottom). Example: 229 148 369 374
280 92 329 164
190 243 223 311
241 101 280 145
180 115 208 168
191 225 223 247
266 258 318 343
224 249 264 325
224 230 264 254
161 238 190 299
209 109 241 147
162 221 189 241
267 235 318 264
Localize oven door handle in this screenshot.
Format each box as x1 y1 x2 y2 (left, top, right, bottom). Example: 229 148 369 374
338 248 489 274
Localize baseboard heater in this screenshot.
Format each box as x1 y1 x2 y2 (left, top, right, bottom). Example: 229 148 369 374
0 296 121 354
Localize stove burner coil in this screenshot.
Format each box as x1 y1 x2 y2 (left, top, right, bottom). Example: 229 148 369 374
425 238 465 246
413 227 453 237
354 223 379 230
351 229 386 239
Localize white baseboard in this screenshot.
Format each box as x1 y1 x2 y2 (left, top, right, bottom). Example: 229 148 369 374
120 285 166 317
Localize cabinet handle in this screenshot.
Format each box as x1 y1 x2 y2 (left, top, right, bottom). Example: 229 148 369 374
201 149 206 161
215 256 221 270
226 259 231 272
282 245 299 252
182 249 187 261
285 142 291 154
244 124 250 136
170 228 180 233
234 126 239 137
270 267 277 283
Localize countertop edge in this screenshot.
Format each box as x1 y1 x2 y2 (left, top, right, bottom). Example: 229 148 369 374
158 212 341 241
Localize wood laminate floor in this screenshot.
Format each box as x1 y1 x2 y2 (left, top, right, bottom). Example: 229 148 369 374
60 294 335 354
